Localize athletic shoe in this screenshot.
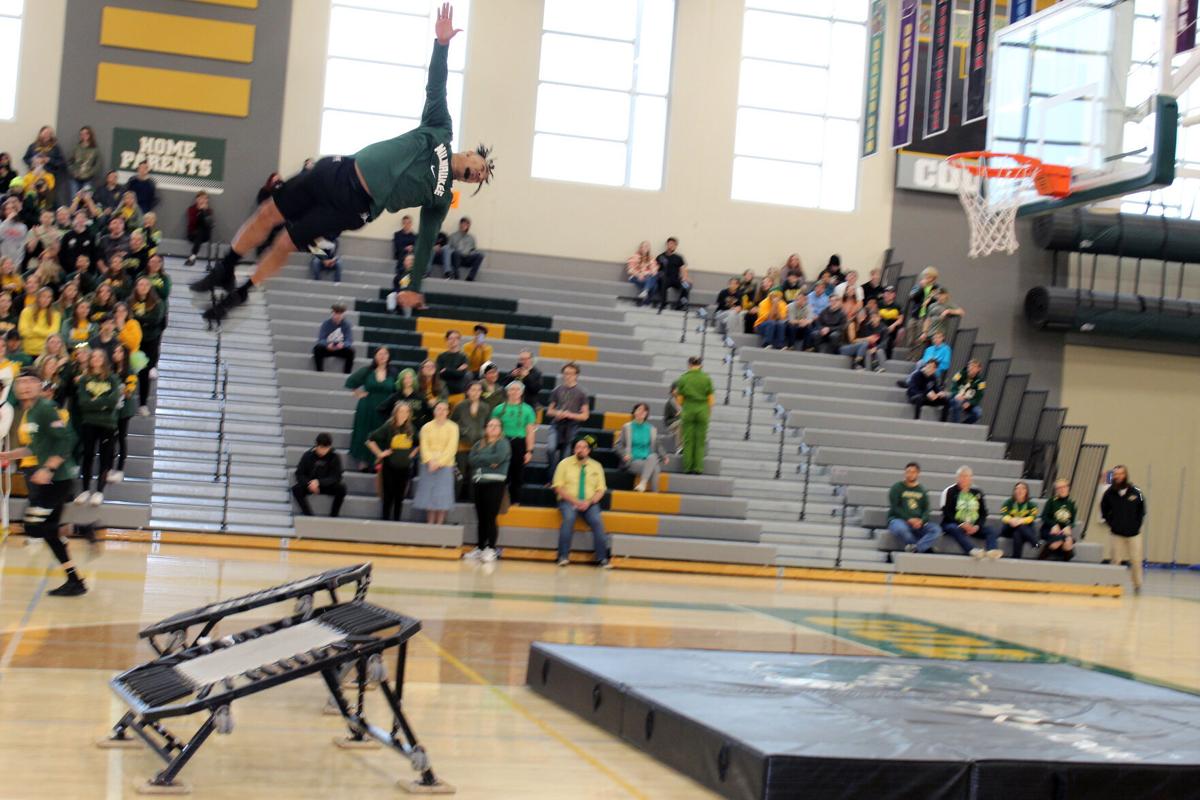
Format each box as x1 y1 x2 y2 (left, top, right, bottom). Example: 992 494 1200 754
188 262 236 293
108 470 124 483
556 558 569 567
185 254 197 266
74 491 92 505
202 282 250 323
598 559 613 569
873 365 887 373
148 367 158 380
89 492 104 506
463 547 482 560
985 549 1003 559
137 405 150 417
903 544 917 553
47 578 87 597
481 548 497 563
969 548 985 559
1133 585 1142 596
634 482 646 493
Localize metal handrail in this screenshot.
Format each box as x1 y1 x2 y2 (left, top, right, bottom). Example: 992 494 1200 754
213 364 229 482
798 444 813 521
219 447 233 532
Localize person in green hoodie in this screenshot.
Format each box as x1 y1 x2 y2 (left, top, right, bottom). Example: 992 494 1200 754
129 276 163 413
1039 478 1078 560
1000 481 1040 559
451 380 491 500
194 3 494 322
948 359 986 425
886 461 943 553
72 348 120 506
366 402 417 522
108 343 138 483
345 346 396 471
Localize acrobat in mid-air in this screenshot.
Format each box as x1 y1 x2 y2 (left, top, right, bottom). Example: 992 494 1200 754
192 2 493 322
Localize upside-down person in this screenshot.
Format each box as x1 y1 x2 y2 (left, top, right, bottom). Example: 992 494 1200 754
191 2 493 323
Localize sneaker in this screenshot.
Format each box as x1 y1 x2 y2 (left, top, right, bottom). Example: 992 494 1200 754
633 482 646 493
107 470 124 483
47 578 87 597
188 262 236 293
89 491 104 506
903 544 917 553
463 547 482 560
481 548 497 563
1133 584 1142 595
185 254 197 266
556 558 569 567
969 548 985 559
599 559 613 569
74 491 92 505
202 282 250 323
148 367 158 380
137 405 150 417
985 549 1003 559
873 365 887 373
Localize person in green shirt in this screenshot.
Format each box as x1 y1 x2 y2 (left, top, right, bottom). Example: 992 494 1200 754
948 359 986 425
490 381 535 506
673 356 714 474
0 371 86 596
1000 481 1039 559
1039 478 1078 560
886 461 942 553
194 3 494 323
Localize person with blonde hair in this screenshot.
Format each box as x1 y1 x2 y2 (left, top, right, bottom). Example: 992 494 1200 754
367 401 417 521
414 399 459 525
625 239 658 305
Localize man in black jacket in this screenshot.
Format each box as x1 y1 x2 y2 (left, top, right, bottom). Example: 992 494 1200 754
813 293 848 354
940 466 1001 558
1099 464 1147 593
291 432 347 517
906 360 949 421
655 237 690 312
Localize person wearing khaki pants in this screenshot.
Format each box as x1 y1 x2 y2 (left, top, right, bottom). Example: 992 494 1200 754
1099 465 1148 594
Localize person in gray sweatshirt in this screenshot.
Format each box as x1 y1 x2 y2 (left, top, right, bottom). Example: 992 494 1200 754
443 216 484 281
312 302 355 373
0 196 28 266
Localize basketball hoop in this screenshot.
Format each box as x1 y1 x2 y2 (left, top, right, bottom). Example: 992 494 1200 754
946 152 1071 258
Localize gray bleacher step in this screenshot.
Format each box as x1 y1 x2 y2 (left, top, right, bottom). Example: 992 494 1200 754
153 480 289 504
785 409 990 441
829 465 1041 498
762 533 876 550
772 542 886 562
152 495 293 514
812 446 1022 478
148 518 295 537
8 497 151 530
803 428 1007 459
890 552 1124 586
153 470 286 488
874 530 1104 564
291 517 464 547
611 535 778 566
83 480 152 504
151 417 283 437
759 519 872 537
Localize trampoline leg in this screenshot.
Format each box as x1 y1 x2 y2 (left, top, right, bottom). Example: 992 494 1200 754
97 711 142 749
142 713 216 793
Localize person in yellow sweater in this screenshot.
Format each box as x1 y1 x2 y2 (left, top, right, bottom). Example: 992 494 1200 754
413 400 459 525
18 287 62 356
754 287 789 349
463 324 493 375
112 302 142 355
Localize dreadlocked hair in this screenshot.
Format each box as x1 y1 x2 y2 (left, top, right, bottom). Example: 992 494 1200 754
471 143 495 196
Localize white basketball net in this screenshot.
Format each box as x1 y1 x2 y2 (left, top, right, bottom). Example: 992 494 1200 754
947 154 1037 258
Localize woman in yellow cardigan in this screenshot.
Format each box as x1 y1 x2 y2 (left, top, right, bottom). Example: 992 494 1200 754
18 286 62 356
754 287 790 350
413 400 459 525
112 302 142 355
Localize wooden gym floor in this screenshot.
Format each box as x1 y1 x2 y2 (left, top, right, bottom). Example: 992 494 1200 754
0 538 1197 799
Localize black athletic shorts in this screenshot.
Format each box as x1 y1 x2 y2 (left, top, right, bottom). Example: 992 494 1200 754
272 156 374 251
22 471 72 535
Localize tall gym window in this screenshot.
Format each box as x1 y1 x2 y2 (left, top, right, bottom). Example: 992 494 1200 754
732 0 868 211
0 0 23 120
531 0 677 190
320 0 470 156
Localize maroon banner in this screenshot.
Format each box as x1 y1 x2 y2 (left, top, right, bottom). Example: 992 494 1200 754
892 0 920 149
924 0 954 137
1178 0 1199 54
964 0 991 123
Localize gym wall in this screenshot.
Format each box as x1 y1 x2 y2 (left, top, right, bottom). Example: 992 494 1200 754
0 2 66 166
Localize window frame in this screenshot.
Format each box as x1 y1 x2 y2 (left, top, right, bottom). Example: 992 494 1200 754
0 0 23 122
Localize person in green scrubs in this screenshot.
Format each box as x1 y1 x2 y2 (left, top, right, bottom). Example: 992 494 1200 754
673 356 714 475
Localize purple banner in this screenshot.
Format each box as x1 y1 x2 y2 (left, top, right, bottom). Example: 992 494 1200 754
923 0 953 137
891 0 919 149
964 0 992 123
1178 0 1199 54
1010 0 1033 23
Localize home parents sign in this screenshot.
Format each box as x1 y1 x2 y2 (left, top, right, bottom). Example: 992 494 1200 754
112 128 226 194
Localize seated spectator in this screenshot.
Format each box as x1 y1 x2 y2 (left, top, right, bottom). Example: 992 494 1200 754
877 285 905 359
655 237 690 312
887 462 942 552
467 417 512 562
452 380 492 498
444 216 484 281
1000 481 1039 559
663 382 682 453
505 351 541 410
185 191 213 266
115 191 143 229
59 211 95 272
807 280 830 317
545 362 589 467
436 329 470 395
906 360 949 420
840 307 885 371
949 359 986 424
552 435 611 568
919 330 952 379
414 400 460 525
781 271 805 302
818 254 844 284
92 170 122 211
392 214 417 269
833 270 864 318
783 253 805 280
861 267 884 305
140 211 162 252
813 293 848 354
19 287 61 356
786 290 814 350
626 240 659 306
98 216 130 263
715 276 743 335
615 402 668 493
367 402 416 522
939 466 1001 558
491 380 536 506
312 302 354 373
309 236 341 283
291 432 347 517
125 161 158 213
88 315 119 359
921 286 964 344
0 152 18 190
905 265 941 349
464 325 492 375
386 254 415 313
754 287 789 349
1039 478 1078 561
479 361 506 410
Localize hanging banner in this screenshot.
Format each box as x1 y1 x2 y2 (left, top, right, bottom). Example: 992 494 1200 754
964 0 992 123
1010 0 1034 23
924 0 954 137
1178 0 1199 54
892 0 920 149
861 0 888 157
111 127 226 193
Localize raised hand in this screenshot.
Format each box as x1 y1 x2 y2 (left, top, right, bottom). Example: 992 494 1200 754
435 2 462 46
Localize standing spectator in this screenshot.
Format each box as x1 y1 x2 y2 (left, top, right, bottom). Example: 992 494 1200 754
467 417 511 562
506 350 542 411
129 277 163 414
545 362 590 467
141 211 162 252
312 303 354 373
414 400 459 525
88 285 117 324
477 361 505 410
1000 481 1040 559
552 436 610 568
143 254 172 318
715 276 743 334
392 215 417 268
615 402 668 493
345 346 395 471
377 368 429 429
0 197 26 265
108 344 137 483
0 153 18 189
309 235 341 282
98 216 130 263
59 211 95 272
19 287 61 357
417 358 447 407
185 191 214 266
62 298 93 347
74 348 120 506
877 285 905 359
906 360 949 421
906 266 941 347
23 127 65 204
464 325 492 376
625 240 659 305
813 293 848 354
125 161 158 214
1099 465 1147 593
754 287 789 349
92 170 122 212
818 255 844 284
445 216 485 280
861 267 884 305
491 381 536 506
940 466 1001 558
949 359 986 424
807 280 830 317
919 330 952 379
786 289 814 350
1039 478 1078 561
112 302 142 357
115 191 143 229
655 237 691 312
674 356 713 475
451 380 491 498
367 402 416 522
291 433 347 517
887 462 942 552
436 329 471 395
68 127 100 197
921 287 965 342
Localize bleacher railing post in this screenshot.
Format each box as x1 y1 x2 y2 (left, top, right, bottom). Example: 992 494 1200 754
743 374 758 441
723 346 737 406
697 308 709 363
835 493 848 568
680 304 689 344
220 448 232 532
798 445 812 521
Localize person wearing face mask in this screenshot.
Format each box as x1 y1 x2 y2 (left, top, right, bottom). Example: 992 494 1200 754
464 324 492 375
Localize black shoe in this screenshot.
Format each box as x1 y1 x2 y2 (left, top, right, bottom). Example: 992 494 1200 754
202 283 250 324
189 262 236 293
48 578 87 596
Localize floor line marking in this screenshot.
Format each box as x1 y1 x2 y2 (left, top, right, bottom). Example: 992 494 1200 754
726 603 894 656
0 565 50 673
420 634 653 800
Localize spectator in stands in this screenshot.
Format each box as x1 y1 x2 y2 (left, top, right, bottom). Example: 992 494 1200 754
781 271 805 303
1000 481 1040 559
24 210 59 268
616 402 668 493
445 216 485 281
67 127 100 198
626 240 659 306
833 270 864 318
23 127 65 203
291 432 347 518
367 402 416 522
754 288 789 349
655 237 690 312
862 268 884 305
940 466 1001 558
715 276 743 334
59 211 95 272
813 293 847 354
877 285 904 359
112 302 142 357
479 361 506 410
919 330 951 379
92 170 121 212
545 362 589 467
141 211 162 252
674 356 713 475
786 289 814 351
377 368 429 428
452 380 491 499
436 330 470 395
491 380 536 506
109 343 137 483
841 307 885 371
1039 478 1078 560
506 350 542 411
89 315 119 359
417 358 447 407
89 285 116 325
807 279 830 317
783 253 805 280
126 161 157 214
906 360 949 421
346 346 396 471
143 253 171 314
0 198 26 265
62 299 90 348
0 153 18 190
98 216 130 263
392 215 417 268
906 266 941 347
115 191 143 229
464 325 492 375
307 237 343 283
4 330 27 366
818 255 844 284
921 287 964 342
123 230 150 276
887 462 942 552
34 334 68 378
74 348 120 507
53 205 70 233
553 435 611 568
414 400 459 525
1100 465 1146 592
312 302 354 374
185 192 213 266
467 417 511 562
130 277 162 414
19 287 61 357
663 382 681 453
949 359 986 424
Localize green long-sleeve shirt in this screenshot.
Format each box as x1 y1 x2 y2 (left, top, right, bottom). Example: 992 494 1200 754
16 398 79 481
1041 496 1078 528
888 480 930 522
354 40 453 292
950 371 986 405
674 369 713 406
75 373 121 430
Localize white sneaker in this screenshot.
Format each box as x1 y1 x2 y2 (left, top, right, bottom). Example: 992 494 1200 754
148 368 158 380
185 254 197 266
74 491 92 505
89 492 104 506
137 406 150 417
463 547 482 560
986 549 1003 559
107 470 124 483
556 558 569 567
969 548 985 559
633 482 646 493
481 548 497 563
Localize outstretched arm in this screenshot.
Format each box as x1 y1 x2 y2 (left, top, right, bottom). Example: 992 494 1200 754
409 205 449 293
421 3 461 130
